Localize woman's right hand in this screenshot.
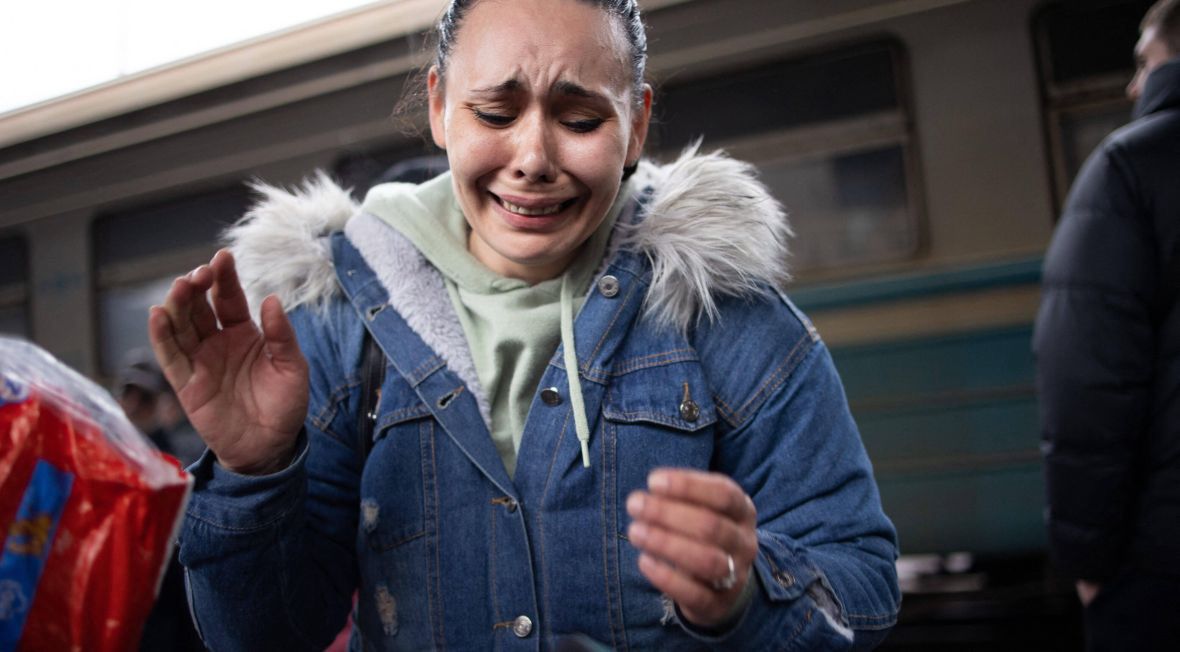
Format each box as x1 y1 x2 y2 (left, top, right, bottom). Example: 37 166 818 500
148 249 309 475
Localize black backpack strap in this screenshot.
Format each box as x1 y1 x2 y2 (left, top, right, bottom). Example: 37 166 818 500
357 328 385 470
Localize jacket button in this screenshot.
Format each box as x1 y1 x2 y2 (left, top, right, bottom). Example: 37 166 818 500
512 615 533 638
679 399 700 422
541 387 562 406
506 498 518 513
597 275 620 298
774 570 795 587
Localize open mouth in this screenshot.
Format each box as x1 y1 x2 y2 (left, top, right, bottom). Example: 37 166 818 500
492 193 578 217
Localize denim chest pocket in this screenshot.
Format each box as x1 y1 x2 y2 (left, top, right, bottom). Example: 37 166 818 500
359 387 435 552
603 358 719 499
602 358 717 434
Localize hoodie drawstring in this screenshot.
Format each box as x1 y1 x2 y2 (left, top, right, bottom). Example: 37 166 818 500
560 275 592 468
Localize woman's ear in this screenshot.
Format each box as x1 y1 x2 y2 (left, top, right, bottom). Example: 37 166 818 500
428 67 447 150
626 83 653 165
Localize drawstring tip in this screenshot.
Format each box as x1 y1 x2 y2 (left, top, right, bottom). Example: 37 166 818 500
580 441 591 468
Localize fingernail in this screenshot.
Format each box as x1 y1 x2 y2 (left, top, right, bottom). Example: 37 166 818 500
626 492 645 515
648 471 668 492
628 522 648 544
637 553 656 574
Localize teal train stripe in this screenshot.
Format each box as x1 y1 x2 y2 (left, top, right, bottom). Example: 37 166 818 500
826 323 1044 554
790 256 1043 312
0 460 74 650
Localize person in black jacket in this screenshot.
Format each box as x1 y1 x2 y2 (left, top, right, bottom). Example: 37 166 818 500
1034 1 1180 649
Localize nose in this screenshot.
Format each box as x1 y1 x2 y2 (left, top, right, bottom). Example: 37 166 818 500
1127 70 1143 101
512 113 557 183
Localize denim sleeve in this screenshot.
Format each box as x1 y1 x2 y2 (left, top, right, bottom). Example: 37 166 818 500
177 310 363 650
679 336 900 650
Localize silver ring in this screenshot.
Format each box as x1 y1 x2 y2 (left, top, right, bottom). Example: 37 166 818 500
711 553 737 591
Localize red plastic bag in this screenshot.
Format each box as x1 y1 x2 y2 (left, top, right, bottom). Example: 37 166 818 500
0 337 192 651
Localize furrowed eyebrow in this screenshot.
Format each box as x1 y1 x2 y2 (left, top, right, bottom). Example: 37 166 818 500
469 79 609 103
471 79 521 95
553 80 606 102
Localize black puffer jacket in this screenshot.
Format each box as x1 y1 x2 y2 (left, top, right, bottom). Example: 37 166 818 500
1035 58 1180 582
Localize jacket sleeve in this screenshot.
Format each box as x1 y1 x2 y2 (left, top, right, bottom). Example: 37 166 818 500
176 304 364 650
686 302 900 651
1033 140 1157 582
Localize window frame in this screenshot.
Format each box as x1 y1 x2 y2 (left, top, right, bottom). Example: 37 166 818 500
0 232 31 339
90 184 247 376
1032 0 1148 213
652 38 925 273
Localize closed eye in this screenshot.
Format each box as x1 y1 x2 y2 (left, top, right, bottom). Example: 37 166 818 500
563 118 604 133
473 109 514 126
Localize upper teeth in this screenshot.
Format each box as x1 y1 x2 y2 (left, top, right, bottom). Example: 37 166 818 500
502 199 563 216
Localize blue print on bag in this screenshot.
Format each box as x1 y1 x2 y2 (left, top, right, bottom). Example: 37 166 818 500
0 460 74 651
0 376 28 408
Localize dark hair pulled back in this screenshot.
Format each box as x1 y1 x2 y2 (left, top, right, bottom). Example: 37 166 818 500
434 0 648 107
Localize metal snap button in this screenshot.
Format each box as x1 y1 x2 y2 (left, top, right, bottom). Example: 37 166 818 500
774 570 795 587
506 498 518 513
597 275 620 298
540 387 562 406
512 615 533 638
679 399 700 422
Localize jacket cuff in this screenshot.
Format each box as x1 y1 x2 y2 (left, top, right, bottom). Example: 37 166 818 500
673 571 759 639
184 429 310 532
674 530 855 649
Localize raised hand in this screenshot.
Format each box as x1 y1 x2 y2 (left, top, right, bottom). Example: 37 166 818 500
626 468 760 628
148 249 309 475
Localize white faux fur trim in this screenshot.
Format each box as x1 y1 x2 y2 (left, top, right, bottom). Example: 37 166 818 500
624 146 791 330
225 171 358 322
227 146 791 336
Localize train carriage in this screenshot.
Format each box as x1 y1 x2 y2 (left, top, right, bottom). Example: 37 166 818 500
0 0 1156 646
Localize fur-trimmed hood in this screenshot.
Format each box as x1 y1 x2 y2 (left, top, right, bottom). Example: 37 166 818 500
226 146 791 333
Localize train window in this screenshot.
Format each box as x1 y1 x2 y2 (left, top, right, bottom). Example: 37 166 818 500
332 141 446 200
0 234 30 338
1034 0 1154 208
93 185 250 376
654 40 920 270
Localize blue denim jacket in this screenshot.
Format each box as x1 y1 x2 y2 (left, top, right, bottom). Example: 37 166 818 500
179 155 900 650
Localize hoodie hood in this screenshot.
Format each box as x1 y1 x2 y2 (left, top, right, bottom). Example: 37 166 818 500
225 145 792 334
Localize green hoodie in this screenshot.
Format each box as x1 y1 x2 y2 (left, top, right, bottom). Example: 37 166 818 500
362 172 627 478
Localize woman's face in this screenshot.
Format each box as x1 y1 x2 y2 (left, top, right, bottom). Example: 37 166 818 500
428 0 651 283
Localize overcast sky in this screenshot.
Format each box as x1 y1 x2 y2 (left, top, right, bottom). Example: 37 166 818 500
0 0 377 115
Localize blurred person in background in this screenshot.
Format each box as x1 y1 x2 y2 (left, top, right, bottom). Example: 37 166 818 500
115 348 204 466
1034 0 1180 649
113 350 203 651
113 350 170 448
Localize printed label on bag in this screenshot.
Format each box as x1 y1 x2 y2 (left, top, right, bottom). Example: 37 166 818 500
0 375 28 407
0 459 74 649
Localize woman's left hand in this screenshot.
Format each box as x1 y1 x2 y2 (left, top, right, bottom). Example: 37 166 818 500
626 468 759 628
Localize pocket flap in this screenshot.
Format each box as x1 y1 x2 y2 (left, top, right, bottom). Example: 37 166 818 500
602 361 716 432
372 378 433 440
